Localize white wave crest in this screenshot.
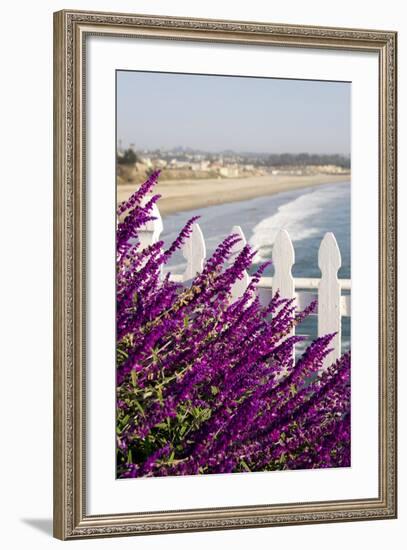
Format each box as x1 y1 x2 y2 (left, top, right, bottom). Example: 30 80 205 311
249 184 348 262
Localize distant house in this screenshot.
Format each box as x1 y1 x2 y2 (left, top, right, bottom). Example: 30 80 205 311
140 157 153 168
219 166 240 178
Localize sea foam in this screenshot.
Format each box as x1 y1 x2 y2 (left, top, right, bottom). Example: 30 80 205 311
249 183 349 263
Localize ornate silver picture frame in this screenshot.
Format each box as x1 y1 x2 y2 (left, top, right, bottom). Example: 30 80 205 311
53 9 397 540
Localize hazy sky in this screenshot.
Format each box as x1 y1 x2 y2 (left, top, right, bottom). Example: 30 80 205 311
117 71 350 155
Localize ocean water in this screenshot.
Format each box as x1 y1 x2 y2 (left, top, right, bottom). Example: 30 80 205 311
160 181 351 352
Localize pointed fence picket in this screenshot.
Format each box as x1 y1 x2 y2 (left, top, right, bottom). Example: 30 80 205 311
272 229 295 301
137 200 163 250
318 233 342 367
136 204 350 360
228 225 250 302
180 223 206 282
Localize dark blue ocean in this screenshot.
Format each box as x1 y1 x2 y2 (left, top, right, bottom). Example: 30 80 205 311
161 181 351 352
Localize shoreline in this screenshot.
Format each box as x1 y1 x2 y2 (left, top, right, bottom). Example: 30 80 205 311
117 174 350 216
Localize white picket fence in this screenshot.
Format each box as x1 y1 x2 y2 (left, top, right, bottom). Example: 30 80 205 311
138 202 351 365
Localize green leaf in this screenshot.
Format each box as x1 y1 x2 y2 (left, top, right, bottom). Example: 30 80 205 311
179 425 187 438
240 459 251 472
151 348 160 364
156 386 163 405
133 400 145 417
131 370 138 386
117 348 128 360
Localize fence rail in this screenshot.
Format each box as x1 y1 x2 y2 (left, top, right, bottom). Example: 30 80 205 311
138 203 351 365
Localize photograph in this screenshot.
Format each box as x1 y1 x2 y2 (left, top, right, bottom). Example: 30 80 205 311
115 70 352 479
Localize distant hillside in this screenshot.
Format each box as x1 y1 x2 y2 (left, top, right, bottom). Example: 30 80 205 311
265 153 350 168
117 163 222 186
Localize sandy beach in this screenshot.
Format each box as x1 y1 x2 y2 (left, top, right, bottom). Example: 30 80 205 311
117 173 350 216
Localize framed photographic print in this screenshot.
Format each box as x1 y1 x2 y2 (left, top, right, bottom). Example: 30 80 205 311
53 9 397 540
